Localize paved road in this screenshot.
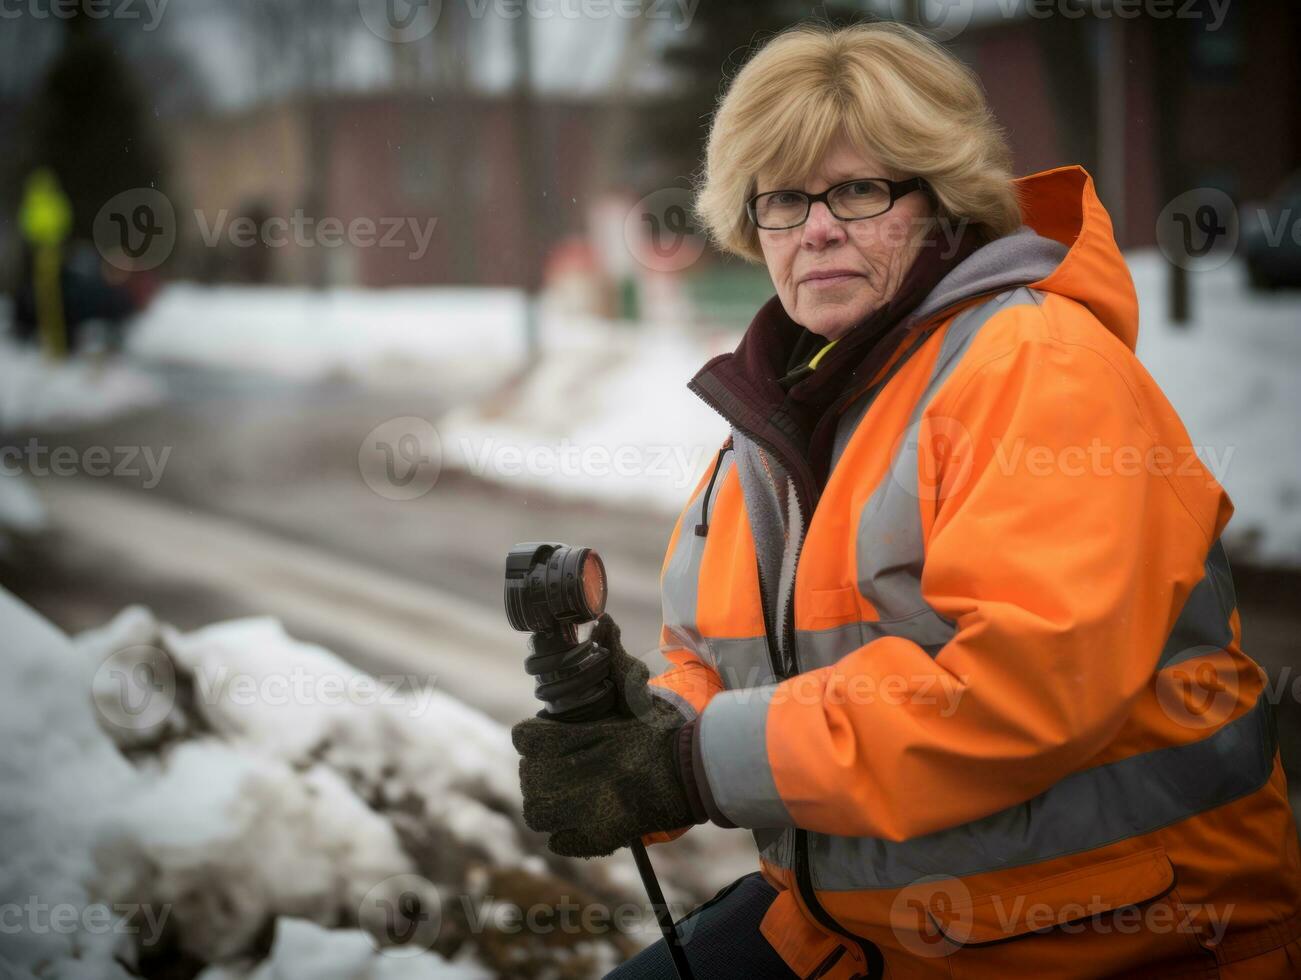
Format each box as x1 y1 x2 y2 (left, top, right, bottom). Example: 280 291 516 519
7 359 1301 836
9 362 674 714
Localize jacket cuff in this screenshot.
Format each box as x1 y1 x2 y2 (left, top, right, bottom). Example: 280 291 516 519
677 717 737 829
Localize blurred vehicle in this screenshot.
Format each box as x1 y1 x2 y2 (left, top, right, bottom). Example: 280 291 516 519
1243 170 1301 290
11 242 158 352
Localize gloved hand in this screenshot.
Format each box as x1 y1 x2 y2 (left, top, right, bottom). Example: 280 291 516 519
512 614 698 858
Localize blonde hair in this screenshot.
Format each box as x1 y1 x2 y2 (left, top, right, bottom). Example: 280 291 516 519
694 22 1022 263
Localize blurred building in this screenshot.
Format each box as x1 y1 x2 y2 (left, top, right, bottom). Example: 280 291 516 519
170 91 668 289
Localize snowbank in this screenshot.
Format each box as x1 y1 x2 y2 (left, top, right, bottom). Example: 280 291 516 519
1130 251 1301 566
0 590 653 979
126 285 530 394
0 340 163 433
438 322 733 513
0 339 164 550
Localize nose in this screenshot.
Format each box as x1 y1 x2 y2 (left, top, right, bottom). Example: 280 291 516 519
800 200 846 250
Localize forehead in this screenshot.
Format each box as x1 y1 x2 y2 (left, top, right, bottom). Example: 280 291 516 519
755 138 890 193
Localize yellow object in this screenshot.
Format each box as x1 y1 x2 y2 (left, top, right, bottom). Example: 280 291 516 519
18 169 71 359
806 337 839 370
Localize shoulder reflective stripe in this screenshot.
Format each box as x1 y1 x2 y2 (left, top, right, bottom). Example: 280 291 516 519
807 688 1277 891
1160 538 1236 669
732 430 791 636
795 615 953 669
661 451 735 667
711 635 778 689
829 326 939 478
698 684 794 829
856 288 1042 628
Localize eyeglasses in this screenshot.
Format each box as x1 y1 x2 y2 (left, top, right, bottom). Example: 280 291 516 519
745 176 930 230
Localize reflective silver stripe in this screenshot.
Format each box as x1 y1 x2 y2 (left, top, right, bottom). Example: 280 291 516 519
856 289 1043 631
711 635 778 690
661 450 735 669
698 684 793 828
796 615 952 669
808 688 1276 891
755 826 794 869
1161 538 1235 669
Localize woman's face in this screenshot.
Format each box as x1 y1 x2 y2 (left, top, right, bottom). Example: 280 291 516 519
755 138 933 341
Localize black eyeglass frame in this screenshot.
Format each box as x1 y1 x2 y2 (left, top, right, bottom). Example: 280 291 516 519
745 176 932 230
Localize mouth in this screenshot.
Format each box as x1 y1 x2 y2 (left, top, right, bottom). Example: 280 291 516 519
799 270 864 288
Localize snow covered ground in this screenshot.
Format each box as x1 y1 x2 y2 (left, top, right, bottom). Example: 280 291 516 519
0 590 668 979
0 339 165 549
1130 254 1301 567
113 255 1301 559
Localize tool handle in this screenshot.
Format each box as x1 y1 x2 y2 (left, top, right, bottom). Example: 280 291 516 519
631 839 695 980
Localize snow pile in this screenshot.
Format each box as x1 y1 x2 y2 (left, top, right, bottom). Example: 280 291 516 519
0 590 647 979
126 286 530 395
1131 251 1301 566
0 339 163 432
439 321 733 513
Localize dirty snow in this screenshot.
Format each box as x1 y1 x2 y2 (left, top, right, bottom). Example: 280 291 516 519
0 590 656 979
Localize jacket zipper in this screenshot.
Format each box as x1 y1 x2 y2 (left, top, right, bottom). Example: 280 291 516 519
688 383 884 978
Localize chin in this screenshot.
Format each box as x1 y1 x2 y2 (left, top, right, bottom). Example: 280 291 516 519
801 312 860 342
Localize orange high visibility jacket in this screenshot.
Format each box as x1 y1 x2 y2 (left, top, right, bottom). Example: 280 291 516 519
643 166 1301 978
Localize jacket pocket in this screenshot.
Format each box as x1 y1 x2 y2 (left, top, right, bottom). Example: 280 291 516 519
926 848 1217 979
928 848 1175 944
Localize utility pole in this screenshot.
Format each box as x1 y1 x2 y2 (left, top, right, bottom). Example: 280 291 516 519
511 11 542 361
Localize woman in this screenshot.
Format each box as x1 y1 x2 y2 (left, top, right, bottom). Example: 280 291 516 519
513 22 1301 979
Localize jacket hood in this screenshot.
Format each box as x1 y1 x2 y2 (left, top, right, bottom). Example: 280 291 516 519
911 165 1139 351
